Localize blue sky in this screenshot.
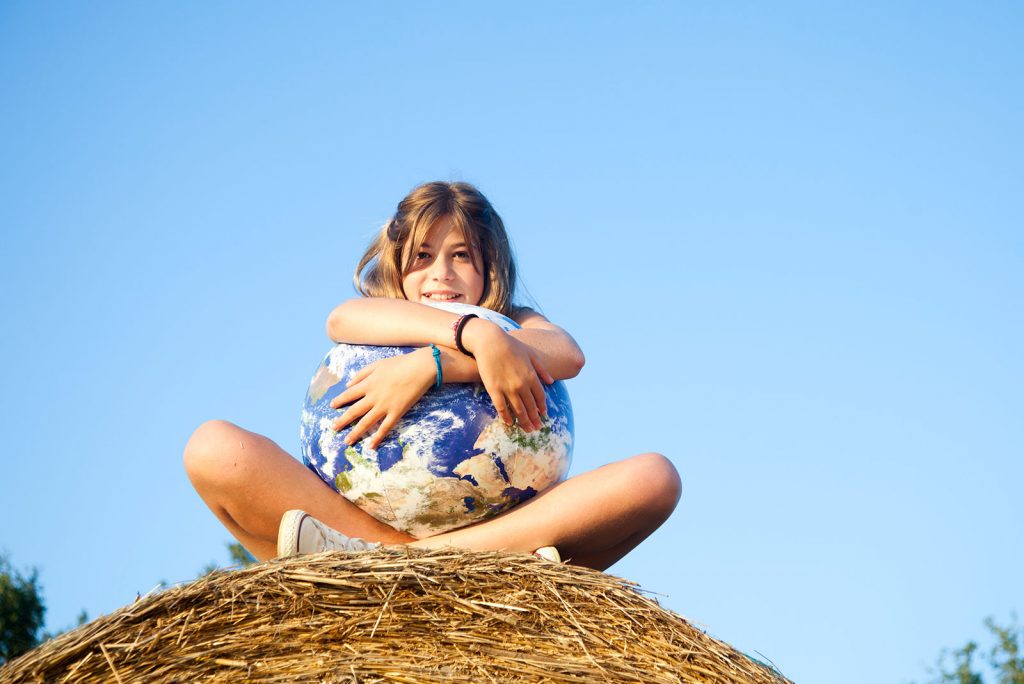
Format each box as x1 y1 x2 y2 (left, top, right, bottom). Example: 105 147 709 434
1 3 1021 682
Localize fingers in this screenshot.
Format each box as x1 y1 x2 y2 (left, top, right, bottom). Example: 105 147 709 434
336 406 396 450
507 384 544 432
368 414 400 451
481 367 548 431
523 388 544 431
331 369 373 408
329 367 375 409
507 393 530 431
530 376 548 420
488 388 514 427
347 365 373 386
328 353 434 450
343 409 383 446
528 356 552 421
333 398 369 432
530 354 555 386
330 384 365 409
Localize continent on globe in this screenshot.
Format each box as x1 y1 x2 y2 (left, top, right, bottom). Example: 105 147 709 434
300 302 574 538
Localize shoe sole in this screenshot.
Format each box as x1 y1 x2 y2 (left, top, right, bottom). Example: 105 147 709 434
533 546 561 563
277 510 308 558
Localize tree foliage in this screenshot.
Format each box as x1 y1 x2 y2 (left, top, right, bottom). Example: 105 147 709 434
199 542 258 577
226 542 257 567
926 616 1023 684
0 554 46 664
2 541 256 664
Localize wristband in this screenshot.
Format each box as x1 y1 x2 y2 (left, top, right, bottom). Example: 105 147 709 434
453 314 478 359
429 343 442 389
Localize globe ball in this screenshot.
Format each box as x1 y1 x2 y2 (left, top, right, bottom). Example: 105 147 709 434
300 302 574 537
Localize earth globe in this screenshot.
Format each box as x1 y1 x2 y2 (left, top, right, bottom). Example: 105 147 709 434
300 302 574 538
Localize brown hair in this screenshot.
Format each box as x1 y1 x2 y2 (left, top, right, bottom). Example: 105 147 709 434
354 181 518 317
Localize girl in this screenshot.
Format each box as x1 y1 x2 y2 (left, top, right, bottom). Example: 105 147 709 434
184 181 681 571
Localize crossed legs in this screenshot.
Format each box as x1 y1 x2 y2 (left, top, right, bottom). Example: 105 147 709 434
184 420 415 560
184 420 681 571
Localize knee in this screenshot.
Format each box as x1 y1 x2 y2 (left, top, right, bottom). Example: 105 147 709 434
183 419 244 482
630 452 682 516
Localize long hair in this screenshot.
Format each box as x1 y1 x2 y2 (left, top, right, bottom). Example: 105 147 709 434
354 182 517 317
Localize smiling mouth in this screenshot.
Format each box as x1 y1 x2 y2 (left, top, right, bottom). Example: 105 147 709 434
423 292 463 301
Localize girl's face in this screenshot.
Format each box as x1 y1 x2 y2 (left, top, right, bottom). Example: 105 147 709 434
402 217 485 306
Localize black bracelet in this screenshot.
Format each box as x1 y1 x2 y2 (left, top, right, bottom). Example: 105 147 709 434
454 313 479 358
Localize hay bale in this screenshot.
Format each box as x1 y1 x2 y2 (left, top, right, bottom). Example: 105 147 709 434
0 548 791 683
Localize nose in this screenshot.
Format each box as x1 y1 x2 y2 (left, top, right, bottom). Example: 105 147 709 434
429 256 455 280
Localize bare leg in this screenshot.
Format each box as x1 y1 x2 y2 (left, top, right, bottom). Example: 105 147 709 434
410 452 681 571
184 420 415 560
185 421 681 570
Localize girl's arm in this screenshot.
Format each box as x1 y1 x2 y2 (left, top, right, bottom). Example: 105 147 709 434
325 298 585 381
326 298 584 450
510 306 586 381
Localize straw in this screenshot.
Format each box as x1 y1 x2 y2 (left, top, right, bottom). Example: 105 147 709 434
0 547 792 683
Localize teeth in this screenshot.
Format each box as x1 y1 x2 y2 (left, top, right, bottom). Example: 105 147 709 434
426 293 460 300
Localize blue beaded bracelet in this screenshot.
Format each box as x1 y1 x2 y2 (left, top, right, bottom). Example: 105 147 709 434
429 343 442 389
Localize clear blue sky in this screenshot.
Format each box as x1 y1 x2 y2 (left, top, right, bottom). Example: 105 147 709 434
2 3 1021 682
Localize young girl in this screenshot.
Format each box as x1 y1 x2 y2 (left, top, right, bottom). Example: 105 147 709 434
184 181 681 571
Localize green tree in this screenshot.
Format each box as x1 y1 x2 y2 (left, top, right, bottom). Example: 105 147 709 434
199 542 258 577
226 542 257 567
0 554 45 664
925 616 1023 684
41 609 89 643
986 617 1024 684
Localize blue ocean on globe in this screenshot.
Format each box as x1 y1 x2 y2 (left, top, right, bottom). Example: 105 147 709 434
300 302 574 537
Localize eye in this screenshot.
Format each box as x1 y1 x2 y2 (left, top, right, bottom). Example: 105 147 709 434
453 250 471 260
414 251 431 261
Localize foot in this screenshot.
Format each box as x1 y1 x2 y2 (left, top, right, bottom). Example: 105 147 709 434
533 546 561 563
277 510 382 558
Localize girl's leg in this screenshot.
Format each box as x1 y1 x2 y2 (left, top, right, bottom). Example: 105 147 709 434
183 420 415 560
410 452 681 571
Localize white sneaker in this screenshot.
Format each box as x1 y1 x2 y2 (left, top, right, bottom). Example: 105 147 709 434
277 510 381 558
533 546 561 563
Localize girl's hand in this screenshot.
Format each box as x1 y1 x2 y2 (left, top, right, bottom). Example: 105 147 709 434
330 348 436 450
464 319 554 431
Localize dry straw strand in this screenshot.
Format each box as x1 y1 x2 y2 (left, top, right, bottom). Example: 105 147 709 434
0 547 793 684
